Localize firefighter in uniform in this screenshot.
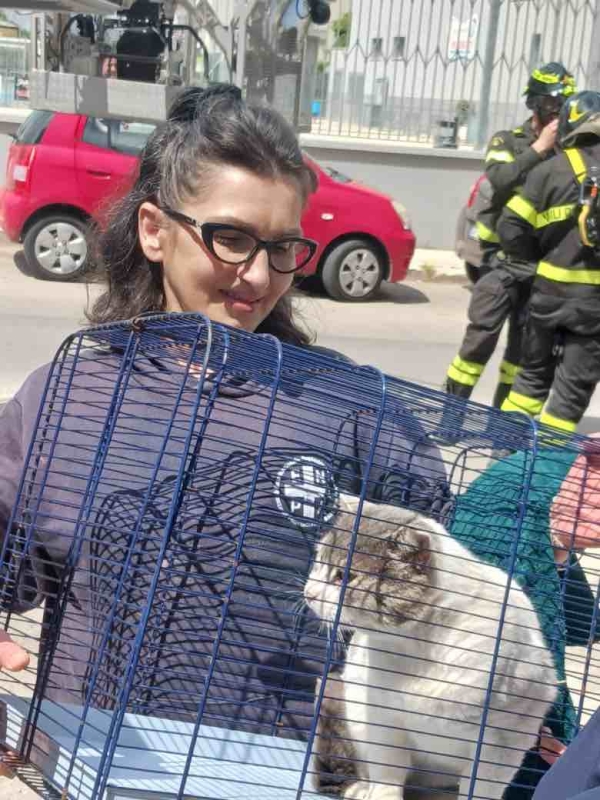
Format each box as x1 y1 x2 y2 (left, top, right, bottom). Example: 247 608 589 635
445 63 576 407
498 91 600 432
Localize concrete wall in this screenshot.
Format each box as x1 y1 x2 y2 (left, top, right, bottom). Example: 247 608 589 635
0 133 10 180
301 134 483 249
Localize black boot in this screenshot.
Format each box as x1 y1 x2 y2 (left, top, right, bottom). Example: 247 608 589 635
444 377 474 399
492 381 511 409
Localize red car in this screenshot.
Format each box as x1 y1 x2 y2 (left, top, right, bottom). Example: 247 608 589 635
454 174 492 284
0 110 415 301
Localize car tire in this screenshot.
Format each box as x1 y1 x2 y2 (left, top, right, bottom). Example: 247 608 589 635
23 214 89 281
320 239 384 302
465 262 480 284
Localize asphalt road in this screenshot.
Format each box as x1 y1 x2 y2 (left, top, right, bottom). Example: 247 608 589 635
5 234 598 429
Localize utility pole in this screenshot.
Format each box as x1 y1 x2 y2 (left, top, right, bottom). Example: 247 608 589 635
476 0 502 150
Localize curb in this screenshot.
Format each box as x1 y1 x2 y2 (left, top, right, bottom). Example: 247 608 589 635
409 248 468 282
407 269 469 284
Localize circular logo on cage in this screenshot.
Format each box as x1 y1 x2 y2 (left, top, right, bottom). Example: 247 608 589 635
275 455 339 531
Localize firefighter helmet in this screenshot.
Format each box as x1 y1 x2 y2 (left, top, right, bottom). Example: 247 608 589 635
558 91 600 143
524 62 576 101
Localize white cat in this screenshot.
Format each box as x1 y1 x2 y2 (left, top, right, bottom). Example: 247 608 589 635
304 497 558 800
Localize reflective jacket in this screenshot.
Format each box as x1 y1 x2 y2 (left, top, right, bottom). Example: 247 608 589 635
497 137 600 319
477 119 543 250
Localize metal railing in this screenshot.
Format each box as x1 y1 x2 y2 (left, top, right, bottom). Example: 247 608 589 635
0 37 30 107
309 0 599 149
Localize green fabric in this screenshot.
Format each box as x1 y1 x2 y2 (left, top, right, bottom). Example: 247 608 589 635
450 448 580 743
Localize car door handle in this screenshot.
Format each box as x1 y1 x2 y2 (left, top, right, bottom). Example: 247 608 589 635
86 169 112 178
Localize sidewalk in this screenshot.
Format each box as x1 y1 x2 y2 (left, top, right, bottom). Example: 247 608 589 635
0 104 29 135
409 247 465 279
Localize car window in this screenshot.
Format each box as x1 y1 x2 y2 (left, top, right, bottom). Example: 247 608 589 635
82 117 156 156
302 152 354 185
110 121 156 156
15 110 53 145
322 165 353 184
82 117 110 150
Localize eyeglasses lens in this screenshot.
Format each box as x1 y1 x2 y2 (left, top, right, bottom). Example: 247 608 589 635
211 228 312 272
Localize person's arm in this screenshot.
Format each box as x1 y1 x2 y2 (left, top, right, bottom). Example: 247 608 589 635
0 367 57 672
485 120 557 196
0 396 24 543
533 707 600 799
497 163 547 267
0 396 32 671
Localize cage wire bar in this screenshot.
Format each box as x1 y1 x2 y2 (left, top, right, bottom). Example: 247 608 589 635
0 313 598 799
310 0 598 145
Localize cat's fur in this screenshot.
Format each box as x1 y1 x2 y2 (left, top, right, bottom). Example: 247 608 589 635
313 671 361 794
305 497 557 800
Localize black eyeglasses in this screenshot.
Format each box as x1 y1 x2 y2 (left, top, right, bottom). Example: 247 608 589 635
160 206 318 274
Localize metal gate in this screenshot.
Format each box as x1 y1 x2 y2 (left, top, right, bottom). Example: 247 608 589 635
310 0 599 147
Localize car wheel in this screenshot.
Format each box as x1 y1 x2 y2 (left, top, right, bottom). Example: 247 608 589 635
23 214 89 281
465 262 480 284
321 239 384 302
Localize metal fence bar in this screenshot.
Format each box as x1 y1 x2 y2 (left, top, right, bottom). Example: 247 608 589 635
309 0 599 147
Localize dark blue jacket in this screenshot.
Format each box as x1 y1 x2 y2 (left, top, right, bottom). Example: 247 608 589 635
0 343 447 740
533 708 600 800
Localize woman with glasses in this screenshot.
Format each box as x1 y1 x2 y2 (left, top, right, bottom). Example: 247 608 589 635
0 85 446 769
89 84 318 341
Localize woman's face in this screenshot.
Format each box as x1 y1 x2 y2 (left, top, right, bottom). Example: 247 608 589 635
138 166 305 332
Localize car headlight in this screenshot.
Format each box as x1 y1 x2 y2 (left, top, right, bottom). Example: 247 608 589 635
392 200 411 230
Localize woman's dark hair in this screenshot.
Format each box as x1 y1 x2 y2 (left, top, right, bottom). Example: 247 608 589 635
87 84 317 345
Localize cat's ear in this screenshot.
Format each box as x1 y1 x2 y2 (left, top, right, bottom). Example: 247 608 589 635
390 526 432 567
409 529 432 567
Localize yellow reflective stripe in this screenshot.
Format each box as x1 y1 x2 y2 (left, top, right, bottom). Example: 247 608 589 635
476 220 500 243
580 204 594 247
539 410 578 433
500 360 520 378
501 391 544 416
564 148 587 183
498 360 521 384
535 203 576 229
447 365 477 386
537 261 600 284
447 356 485 387
486 149 516 164
531 68 563 84
452 356 485 376
506 195 537 225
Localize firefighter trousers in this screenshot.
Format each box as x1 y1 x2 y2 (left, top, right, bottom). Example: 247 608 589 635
445 266 531 408
502 315 600 432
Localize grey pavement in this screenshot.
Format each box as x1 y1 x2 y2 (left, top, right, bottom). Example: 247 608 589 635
1 236 599 428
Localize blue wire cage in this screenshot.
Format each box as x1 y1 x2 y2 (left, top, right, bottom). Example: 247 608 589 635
0 313 598 800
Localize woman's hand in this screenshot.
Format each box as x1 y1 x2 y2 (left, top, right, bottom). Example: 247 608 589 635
0 630 29 671
539 727 567 765
551 432 600 552
0 631 29 779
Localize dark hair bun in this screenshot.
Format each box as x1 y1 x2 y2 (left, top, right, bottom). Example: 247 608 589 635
168 84 243 123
